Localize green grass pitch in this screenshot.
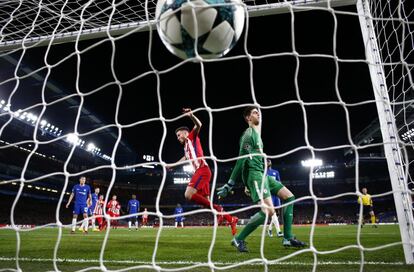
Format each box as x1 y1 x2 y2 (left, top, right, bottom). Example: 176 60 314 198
0 224 412 271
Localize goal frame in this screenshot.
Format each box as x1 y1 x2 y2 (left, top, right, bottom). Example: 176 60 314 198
1 0 413 265
356 0 414 264
0 0 356 53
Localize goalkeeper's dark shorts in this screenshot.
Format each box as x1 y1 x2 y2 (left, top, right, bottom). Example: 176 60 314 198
245 171 284 203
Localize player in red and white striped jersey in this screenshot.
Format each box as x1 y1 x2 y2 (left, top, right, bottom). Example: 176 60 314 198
107 195 120 228
112 204 121 229
172 108 238 236
93 195 105 231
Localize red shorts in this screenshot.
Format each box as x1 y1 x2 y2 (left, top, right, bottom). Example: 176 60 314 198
188 165 211 197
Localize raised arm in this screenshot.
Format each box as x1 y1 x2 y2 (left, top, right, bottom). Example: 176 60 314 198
183 108 202 135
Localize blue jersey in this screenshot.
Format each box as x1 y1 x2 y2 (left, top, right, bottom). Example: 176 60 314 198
71 184 91 205
128 199 140 214
91 193 99 209
267 168 281 181
174 207 184 222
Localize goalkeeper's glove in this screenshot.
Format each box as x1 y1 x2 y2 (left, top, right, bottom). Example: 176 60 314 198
216 179 235 199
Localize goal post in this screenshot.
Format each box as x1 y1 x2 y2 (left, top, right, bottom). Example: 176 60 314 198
355 0 414 264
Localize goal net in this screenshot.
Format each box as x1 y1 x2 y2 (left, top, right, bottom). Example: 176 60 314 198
0 0 413 271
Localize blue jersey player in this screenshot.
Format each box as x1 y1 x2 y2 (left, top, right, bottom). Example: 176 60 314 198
266 159 283 238
127 194 140 230
174 203 184 228
66 176 92 234
89 187 100 231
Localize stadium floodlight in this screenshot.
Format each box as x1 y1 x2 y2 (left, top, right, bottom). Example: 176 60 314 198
66 133 79 145
301 159 323 167
0 100 4 104
86 143 96 152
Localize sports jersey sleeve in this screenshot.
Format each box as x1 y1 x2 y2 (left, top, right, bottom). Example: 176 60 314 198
188 129 195 141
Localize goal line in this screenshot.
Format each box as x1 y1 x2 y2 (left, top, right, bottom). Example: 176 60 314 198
0 256 406 266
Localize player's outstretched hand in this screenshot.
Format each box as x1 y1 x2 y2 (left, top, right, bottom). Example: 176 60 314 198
217 184 232 199
182 108 192 116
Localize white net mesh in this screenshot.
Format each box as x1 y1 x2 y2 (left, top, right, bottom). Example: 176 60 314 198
0 0 414 271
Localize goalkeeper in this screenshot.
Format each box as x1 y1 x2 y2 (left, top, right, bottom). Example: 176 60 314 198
217 106 306 252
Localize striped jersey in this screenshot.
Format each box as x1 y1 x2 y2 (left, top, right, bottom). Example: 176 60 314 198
93 199 104 215
142 210 148 219
184 129 207 170
107 200 119 213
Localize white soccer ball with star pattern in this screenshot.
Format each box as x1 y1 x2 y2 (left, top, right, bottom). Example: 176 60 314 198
155 0 245 60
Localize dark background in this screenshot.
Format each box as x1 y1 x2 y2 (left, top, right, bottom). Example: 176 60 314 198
0 2 395 225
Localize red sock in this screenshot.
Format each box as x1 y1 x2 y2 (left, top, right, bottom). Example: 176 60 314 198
191 193 234 223
210 204 232 222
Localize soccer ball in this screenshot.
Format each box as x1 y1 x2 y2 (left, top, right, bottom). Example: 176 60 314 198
155 0 245 60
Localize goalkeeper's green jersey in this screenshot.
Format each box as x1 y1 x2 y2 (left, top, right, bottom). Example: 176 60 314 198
229 127 265 184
